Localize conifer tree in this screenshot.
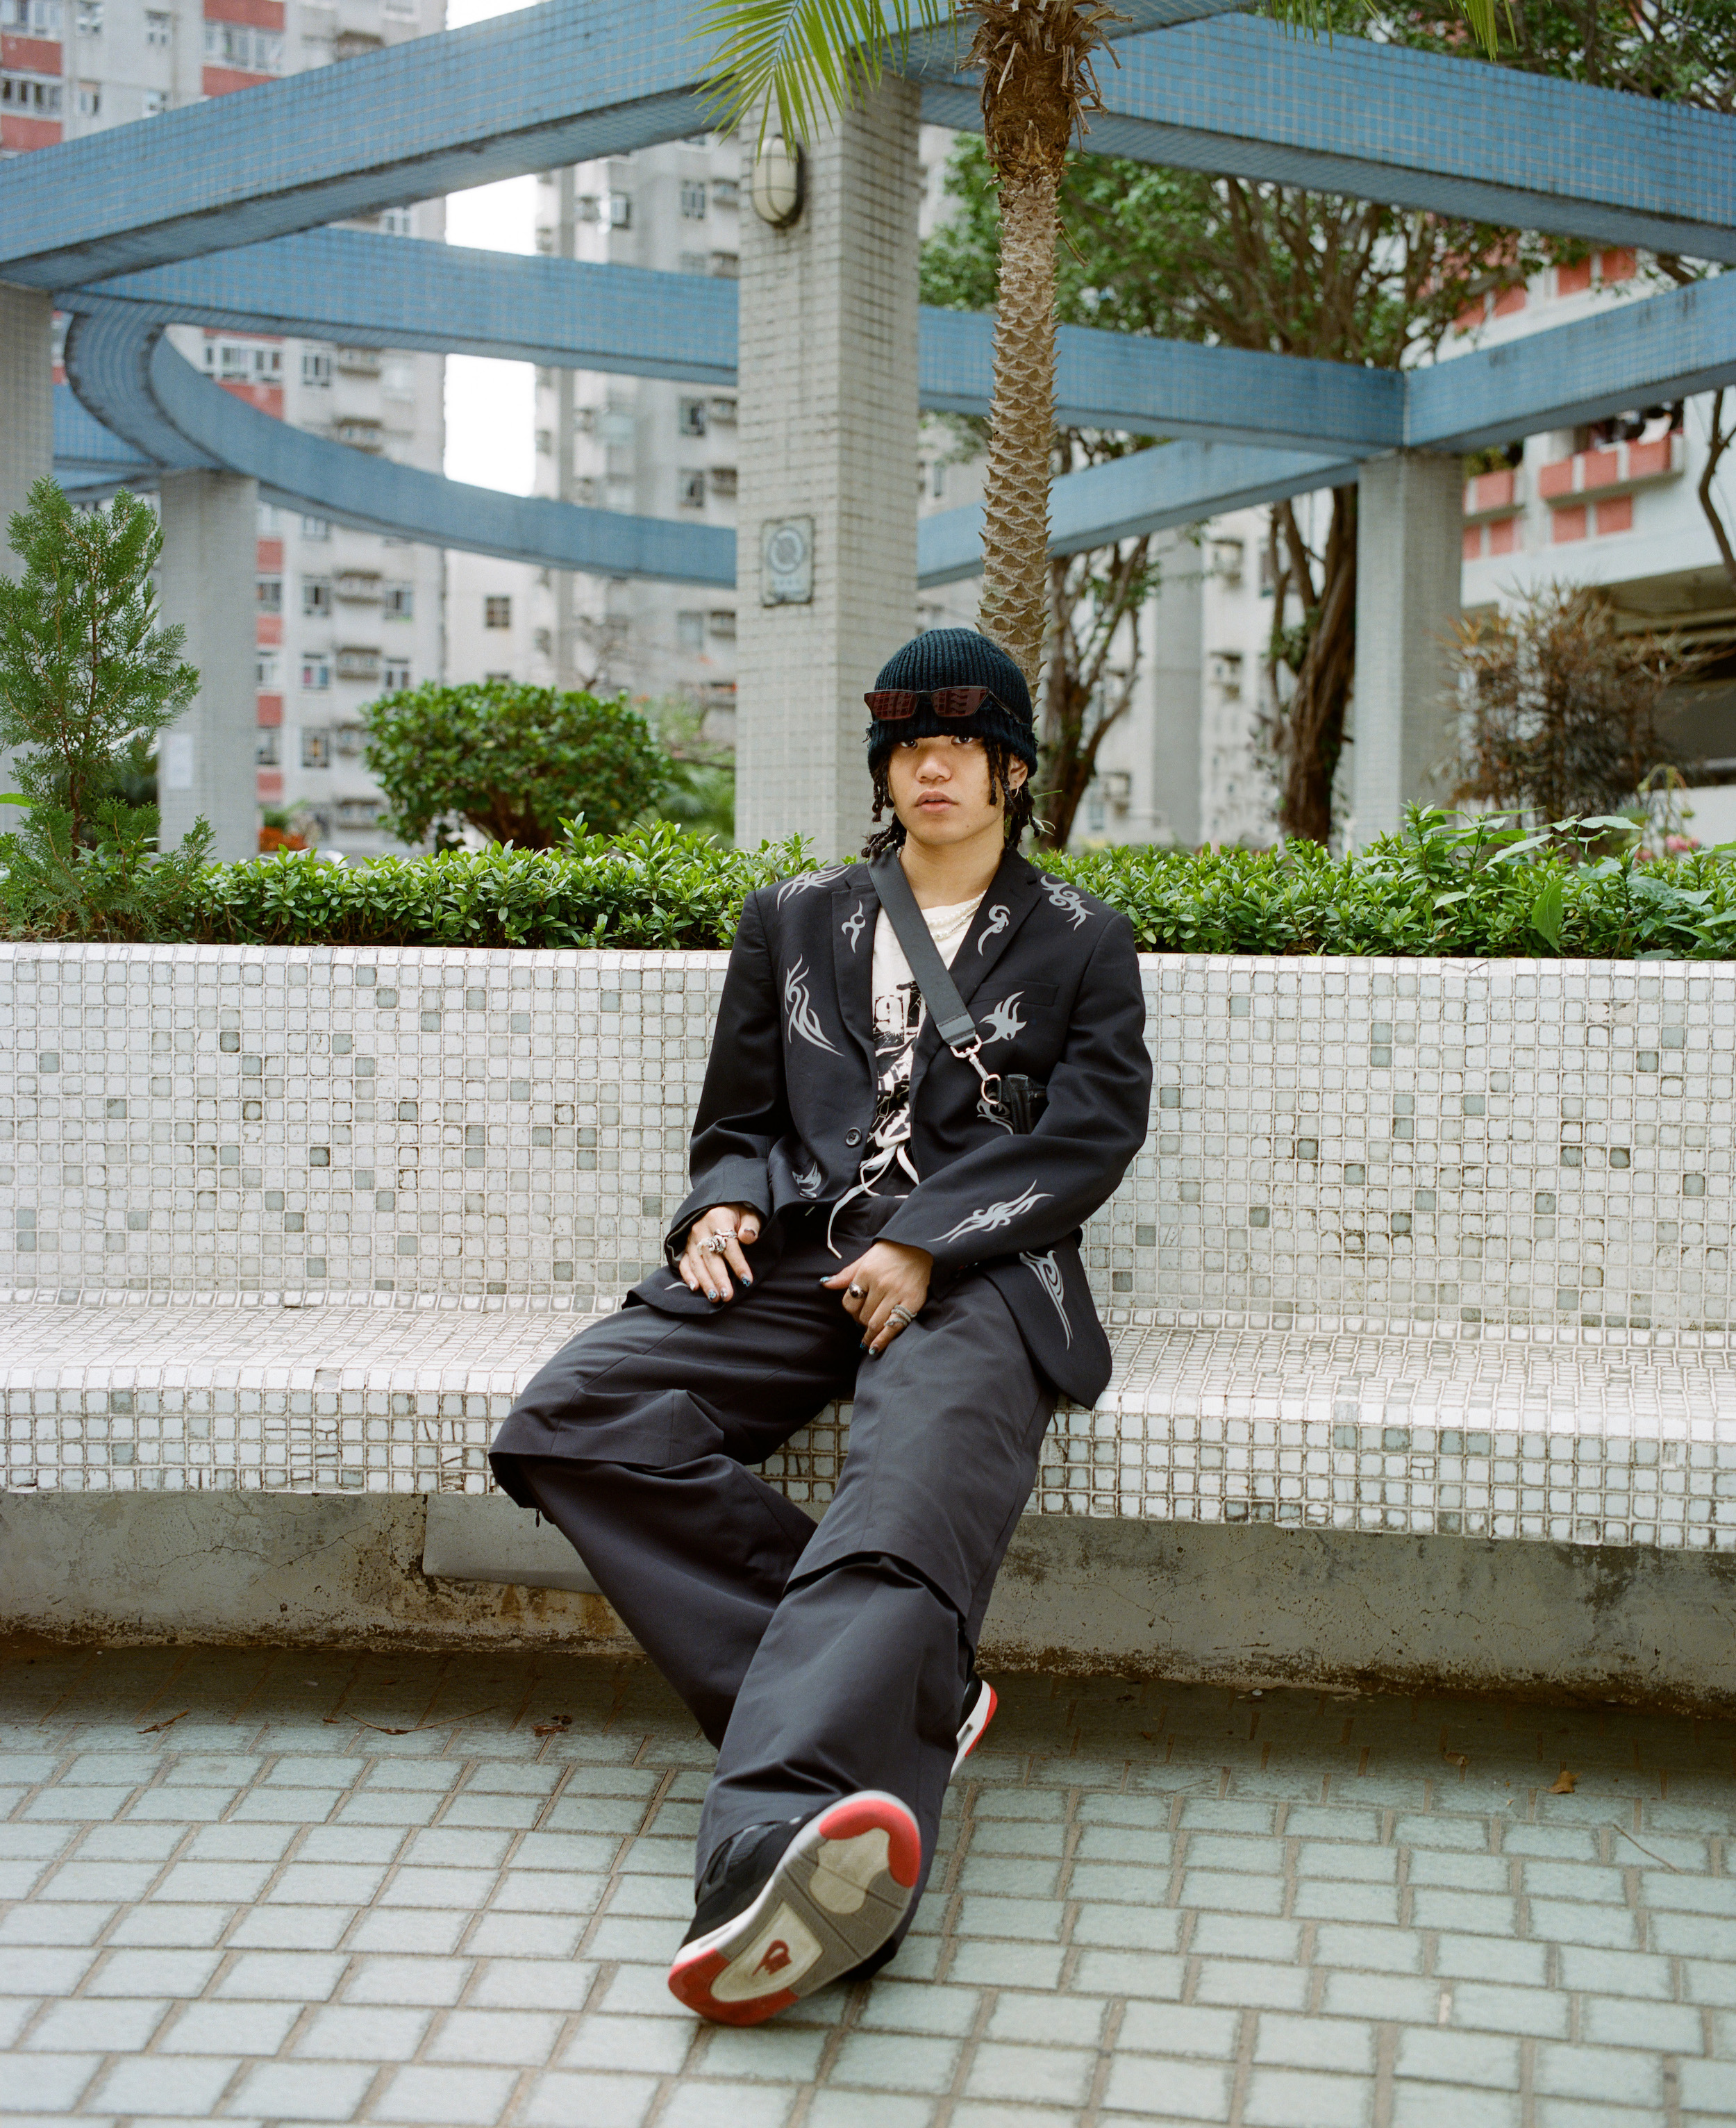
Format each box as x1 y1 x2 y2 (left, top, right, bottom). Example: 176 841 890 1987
0 479 198 853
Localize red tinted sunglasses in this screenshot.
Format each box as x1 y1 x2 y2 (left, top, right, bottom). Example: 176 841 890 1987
864 684 1005 720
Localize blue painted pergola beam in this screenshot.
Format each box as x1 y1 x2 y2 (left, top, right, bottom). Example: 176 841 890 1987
10 1 1736 289
64 308 735 588
0 0 1245 290
77 231 1406 452
921 13 1736 266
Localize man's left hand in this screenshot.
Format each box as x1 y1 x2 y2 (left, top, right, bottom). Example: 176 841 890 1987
823 1240 934 1356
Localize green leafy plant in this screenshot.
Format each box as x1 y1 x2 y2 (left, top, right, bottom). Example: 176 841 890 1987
14 808 1736 958
361 680 671 849
0 479 211 940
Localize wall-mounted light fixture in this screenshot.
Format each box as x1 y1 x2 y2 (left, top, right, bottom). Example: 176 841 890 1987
751 138 805 229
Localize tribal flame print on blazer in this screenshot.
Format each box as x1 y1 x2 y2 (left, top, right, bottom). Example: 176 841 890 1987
635 847 1153 1406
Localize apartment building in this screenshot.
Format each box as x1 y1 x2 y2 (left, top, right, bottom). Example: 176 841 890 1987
3 0 446 856
448 138 743 755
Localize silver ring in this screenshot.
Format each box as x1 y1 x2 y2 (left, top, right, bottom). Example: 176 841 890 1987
847 1283 867 1299
704 1232 735 1255
887 1304 917 1329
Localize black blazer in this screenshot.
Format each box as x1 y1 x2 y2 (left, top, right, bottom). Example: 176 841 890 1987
632 846 1153 1405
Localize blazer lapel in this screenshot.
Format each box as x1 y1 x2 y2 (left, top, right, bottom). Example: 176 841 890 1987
830 870 879 1081
952 851 1046 1009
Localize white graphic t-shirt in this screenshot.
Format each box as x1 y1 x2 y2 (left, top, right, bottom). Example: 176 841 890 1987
858 892 983 1197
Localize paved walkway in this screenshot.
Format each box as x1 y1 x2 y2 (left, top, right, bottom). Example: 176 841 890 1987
1 1641 1733 2128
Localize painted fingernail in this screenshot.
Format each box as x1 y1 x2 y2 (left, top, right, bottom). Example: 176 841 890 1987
743 1273 753 1285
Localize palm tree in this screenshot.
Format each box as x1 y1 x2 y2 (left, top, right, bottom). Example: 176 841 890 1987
699 0 1498 695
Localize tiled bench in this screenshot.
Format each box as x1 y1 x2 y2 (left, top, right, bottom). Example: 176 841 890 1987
5 940 1736 1679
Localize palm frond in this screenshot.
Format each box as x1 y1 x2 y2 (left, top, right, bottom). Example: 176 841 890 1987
695 0 955 147
1267 0 1502 58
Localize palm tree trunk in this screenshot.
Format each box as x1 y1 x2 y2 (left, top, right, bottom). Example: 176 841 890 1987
969 0 1112 695
978 161 1058 688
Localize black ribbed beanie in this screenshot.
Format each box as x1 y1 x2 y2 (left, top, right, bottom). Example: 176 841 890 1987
865 629 1037 774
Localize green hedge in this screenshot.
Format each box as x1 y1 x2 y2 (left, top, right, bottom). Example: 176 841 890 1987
7 813 1736 958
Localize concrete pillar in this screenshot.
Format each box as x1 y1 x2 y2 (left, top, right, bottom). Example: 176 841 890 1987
1146 533 1205 848
1 281 54 831
735 81 921 858
1349 451 1463 844
156 470 259 861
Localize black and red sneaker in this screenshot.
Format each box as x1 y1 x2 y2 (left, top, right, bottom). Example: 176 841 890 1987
953 1674 998 1774
667 1790 921 2026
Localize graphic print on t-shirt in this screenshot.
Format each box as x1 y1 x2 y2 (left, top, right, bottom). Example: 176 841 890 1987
865 974 925 1181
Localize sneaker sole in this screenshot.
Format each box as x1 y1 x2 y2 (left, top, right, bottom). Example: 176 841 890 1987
952 1681 999 1776
667 1790 921 2026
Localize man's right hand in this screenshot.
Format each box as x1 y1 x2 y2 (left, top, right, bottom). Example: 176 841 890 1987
677 1203 762 1304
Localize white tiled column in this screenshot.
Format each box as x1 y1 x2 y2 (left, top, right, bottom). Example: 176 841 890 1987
156 469 260 861
1350 451 1463 845
1 281 54 830
735 82 921 858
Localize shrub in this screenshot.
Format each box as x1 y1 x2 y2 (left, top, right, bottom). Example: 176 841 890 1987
0 480 212 940
10 808 1736 959
362 680 670 848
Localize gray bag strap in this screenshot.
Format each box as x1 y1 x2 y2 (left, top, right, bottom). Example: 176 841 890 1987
867 854 981 1053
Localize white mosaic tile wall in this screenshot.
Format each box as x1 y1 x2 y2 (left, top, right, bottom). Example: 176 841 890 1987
5 945 1735 1550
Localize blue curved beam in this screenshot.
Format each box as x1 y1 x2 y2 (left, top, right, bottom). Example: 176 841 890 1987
73 230 1405 452
71 233 740 390
64 309 735 588
0 0 1244 289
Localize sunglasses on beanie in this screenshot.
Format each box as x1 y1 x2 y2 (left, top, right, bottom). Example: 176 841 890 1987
863 685 1009 720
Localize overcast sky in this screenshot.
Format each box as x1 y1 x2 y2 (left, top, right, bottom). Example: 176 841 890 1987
442 0 539 495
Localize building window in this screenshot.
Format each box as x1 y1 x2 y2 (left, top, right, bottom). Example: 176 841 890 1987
709 466 737 499
680 179 707 219
203 341 282 383
257 576 283 613
709 396 737 428
383 658 411 690
678 251 710 276
382 583 413 619
1 75 64 115
712 176 739 210
258 502 281 533
301 659 331 691
303 579 332 617
144 7 169 41
301 727 331 768
256 729 280 766
333 723 365 757
535 225 555 254
676 610 705 651
0 0 62 30
203 20 281 69
379 204 415 237
484 595 512 630
576 192 631 226
302 515 331 541
76 0 99 31
678 399 707 438
301 351 331 388
708 608 737 642
142 86 167 113
709 251 739 279
535 428 553 456
485 670 511 684
678 469 707 509
256 654 280 689
75 83 99 111
381 0 416 17
1086 788 1107 836
336 797 385 829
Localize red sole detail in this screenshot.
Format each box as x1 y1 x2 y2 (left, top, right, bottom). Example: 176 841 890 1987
963 1684 998 1760
667 1946 799 2027
816 1794 922 1888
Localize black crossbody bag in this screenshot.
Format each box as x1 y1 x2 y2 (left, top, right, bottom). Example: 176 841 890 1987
869 855 1048 1134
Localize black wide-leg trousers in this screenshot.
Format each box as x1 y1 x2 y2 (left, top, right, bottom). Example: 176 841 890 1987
490 1199 1057 1918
